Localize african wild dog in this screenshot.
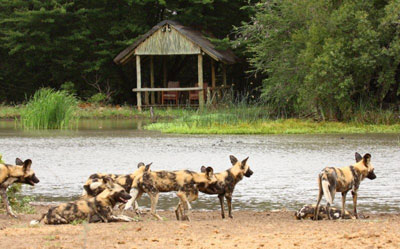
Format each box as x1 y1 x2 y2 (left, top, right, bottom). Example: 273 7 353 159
32 177 135 225
130 165 216 221
314 152 376 220
295 204 354 220
199 155 253 219
0 158 39 218
82 162 152 213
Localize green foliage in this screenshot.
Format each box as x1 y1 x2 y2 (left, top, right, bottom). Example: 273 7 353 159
237 0 400 120
20 88 78 129
0 0 253 104
4 184 36 214
88 93 108 105
60 81 77 96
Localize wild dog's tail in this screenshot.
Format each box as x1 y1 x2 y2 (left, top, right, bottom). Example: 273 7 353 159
320 174 333 205
30 213 46 226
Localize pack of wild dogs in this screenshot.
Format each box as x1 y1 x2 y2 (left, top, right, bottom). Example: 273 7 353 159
0 152 377 225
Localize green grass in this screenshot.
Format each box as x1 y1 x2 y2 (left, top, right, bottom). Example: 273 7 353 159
20 88 78 129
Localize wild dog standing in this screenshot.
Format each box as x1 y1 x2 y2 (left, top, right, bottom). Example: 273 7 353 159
199 155 253 219
82 162 152 213
314 152 376 220
131 165 216 221
32 177 134 225
0 158 39 218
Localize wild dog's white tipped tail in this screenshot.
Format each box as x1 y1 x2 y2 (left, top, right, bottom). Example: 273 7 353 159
321 179 333 205
30 220 40 226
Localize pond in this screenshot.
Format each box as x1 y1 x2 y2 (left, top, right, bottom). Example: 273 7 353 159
0 119 399 213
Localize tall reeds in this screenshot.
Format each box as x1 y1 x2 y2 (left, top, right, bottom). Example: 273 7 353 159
20 88 77 129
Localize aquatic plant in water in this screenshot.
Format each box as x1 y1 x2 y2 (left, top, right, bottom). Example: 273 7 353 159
21 88 78 129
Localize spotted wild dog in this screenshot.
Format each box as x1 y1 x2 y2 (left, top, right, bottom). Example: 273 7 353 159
199 155 253 219
130 165 216 221
314 152 376 220
31 177 135 225
82 162 152 213
295 204 354 220
0 158 39 218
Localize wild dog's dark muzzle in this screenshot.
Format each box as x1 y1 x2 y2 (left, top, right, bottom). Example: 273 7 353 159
118 192 132 203
244 168 253 177
367 170 376 180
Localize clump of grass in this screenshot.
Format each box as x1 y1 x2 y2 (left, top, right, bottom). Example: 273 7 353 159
20 88 78 129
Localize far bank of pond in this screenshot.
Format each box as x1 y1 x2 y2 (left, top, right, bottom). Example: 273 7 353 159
1 105 400 134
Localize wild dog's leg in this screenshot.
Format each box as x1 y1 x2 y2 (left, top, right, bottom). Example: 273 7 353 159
124 188 140 211
177 191 190 221
351 190 358 219
134 190 144 215
314 176 323 220
341 191 348 219
175 201 182 220
218 194 225 219
0 188 17 218
225 193 233 218
326 189 336 220
149 192 162 220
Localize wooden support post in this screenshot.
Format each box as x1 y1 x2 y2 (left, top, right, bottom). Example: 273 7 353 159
163 56 167 88
211 60 216 89
136 55 142 111
198 53 204 110
222 64 227 86
211 60 216 104
150 56 155 105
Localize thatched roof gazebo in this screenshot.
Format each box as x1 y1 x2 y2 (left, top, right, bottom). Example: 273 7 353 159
114 20 238 110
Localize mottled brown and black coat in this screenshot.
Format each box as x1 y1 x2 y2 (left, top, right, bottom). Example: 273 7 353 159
295 204 353 220
199 155 253 219
82 163 152 211
314 152 376 220
34 177 134 225
133 166 216 221
0 158 39 218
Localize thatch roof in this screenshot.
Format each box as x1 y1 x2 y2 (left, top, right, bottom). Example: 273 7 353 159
114 20 238 65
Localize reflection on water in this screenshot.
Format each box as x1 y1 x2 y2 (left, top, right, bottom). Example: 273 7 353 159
0 120 399 213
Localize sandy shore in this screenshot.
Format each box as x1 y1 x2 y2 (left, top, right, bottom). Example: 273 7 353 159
0 206 399 249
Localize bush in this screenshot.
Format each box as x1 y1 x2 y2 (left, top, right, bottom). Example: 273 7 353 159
60 81 77 96
88 93 108 105
21 88 78 129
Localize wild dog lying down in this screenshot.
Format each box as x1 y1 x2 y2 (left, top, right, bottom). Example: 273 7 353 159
198 155 253 219
0 158 39 218
130 165 216 221
295 204 354 220
82 162 152 213
32 177 135 225
314 152 376 220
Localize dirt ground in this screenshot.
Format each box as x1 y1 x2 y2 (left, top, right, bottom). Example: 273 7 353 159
0 205 399 249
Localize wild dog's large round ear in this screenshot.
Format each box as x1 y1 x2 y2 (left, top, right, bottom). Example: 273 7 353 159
355 152 362 163
241 157 249 169
16 158 24 166
200 166 207 173
23 159 32 172
205 166 214 175
145 162 152 171
230 155 238 165
137 162 145 168
363 153 371 166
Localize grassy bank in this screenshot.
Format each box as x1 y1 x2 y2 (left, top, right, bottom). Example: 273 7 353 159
146 118 400 134
1 104 399 134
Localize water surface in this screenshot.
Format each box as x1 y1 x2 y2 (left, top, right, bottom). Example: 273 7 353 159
0 119 399 213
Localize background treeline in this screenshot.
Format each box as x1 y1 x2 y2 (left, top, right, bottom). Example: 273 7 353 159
0 0 254 104
1 0 400 121
237 0 400 120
